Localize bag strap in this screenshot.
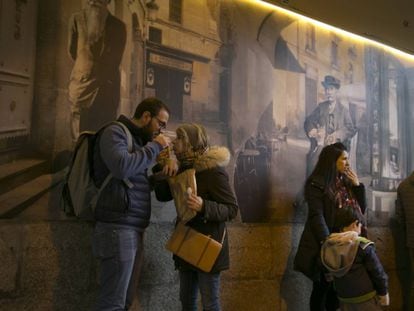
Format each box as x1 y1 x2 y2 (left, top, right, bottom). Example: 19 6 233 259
91 172 113 210
112 121 133 153
111 121 134 189
220 228 227 244
92 121 134 209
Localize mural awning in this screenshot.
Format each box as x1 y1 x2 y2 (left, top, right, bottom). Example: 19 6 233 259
274 38 305 73
257 11 305 73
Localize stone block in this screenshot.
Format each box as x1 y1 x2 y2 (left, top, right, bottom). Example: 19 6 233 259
0 222 96 310
221 279 280 311
226 224 275 279
0 237 18 293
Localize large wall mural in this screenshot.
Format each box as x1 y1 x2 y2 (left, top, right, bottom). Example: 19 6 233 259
224 2 414 226
58 0 414 226
1 0 414 309
2 0 411 225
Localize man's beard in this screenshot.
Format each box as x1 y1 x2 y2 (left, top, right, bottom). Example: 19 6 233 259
86 5 108 44
142 123 157 144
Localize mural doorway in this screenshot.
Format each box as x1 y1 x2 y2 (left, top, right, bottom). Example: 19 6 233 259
154 67 184 121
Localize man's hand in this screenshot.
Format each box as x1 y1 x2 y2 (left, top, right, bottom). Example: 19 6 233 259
153 134 170 148
162 158 178 177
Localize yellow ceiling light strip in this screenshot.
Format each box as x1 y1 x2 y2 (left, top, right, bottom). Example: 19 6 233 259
252 0 414 61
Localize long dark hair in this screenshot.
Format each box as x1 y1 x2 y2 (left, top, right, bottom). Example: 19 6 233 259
306 142 347 199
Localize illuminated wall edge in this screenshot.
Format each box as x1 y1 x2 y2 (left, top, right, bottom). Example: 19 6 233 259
254 0 414 61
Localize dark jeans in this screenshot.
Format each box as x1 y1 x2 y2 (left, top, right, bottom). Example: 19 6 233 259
92 222 143 311
310 274 339 311
179 269 221 311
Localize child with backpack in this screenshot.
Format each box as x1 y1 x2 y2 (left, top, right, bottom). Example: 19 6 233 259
321 206 389 310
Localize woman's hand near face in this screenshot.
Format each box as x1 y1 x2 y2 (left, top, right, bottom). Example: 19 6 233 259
344 167 360 186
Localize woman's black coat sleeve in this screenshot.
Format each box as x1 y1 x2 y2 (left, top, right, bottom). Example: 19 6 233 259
202 168 238 222
352 183 366 214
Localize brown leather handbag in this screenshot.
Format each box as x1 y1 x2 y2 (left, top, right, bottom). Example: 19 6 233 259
166 222 225 273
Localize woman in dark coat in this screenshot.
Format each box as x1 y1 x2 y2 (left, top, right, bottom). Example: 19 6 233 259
294 142 366 311
155 123 238 311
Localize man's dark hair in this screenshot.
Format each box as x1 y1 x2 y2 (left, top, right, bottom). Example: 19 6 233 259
334 206 364 231
133 97 170 119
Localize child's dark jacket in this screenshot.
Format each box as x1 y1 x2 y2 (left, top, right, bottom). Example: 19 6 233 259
321 231 388 302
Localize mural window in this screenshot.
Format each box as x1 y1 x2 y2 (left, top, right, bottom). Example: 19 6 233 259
169 0 182 24
305 76 317 116
348 45 357 60
384 64 401 179
345 62 354 84
305 23 316 52
132 14 140 41
149 26 162 43
331 40 339 68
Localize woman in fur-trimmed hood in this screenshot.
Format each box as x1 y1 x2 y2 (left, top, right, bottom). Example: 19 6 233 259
155 123 238 311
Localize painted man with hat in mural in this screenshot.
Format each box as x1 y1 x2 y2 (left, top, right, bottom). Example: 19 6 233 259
304 75 356 176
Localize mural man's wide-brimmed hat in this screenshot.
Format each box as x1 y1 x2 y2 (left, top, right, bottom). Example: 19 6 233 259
322 75 340 89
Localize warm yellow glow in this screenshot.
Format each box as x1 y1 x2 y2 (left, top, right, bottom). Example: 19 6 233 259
250 0 414 61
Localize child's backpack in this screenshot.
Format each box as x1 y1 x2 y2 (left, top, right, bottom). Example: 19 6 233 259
61 121 133 220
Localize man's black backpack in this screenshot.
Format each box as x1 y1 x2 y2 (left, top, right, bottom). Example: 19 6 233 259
61 121 133 220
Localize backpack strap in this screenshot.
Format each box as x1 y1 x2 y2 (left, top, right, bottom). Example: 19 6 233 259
113 121 133 153
91 172 114 210
111 121 134 189
91 121 135 210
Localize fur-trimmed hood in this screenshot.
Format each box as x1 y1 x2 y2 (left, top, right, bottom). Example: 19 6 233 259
192 146 231 172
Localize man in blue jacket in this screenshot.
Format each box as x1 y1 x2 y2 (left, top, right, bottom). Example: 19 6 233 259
91 97 174 310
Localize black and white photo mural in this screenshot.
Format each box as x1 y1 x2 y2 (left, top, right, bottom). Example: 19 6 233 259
3 1 412 226
3 0 414 309
60 0 414 225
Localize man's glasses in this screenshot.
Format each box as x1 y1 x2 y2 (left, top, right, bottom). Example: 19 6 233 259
153 116 167 130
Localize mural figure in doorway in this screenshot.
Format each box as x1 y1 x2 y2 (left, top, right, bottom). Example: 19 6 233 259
67 0 126 143
304 75 356 176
